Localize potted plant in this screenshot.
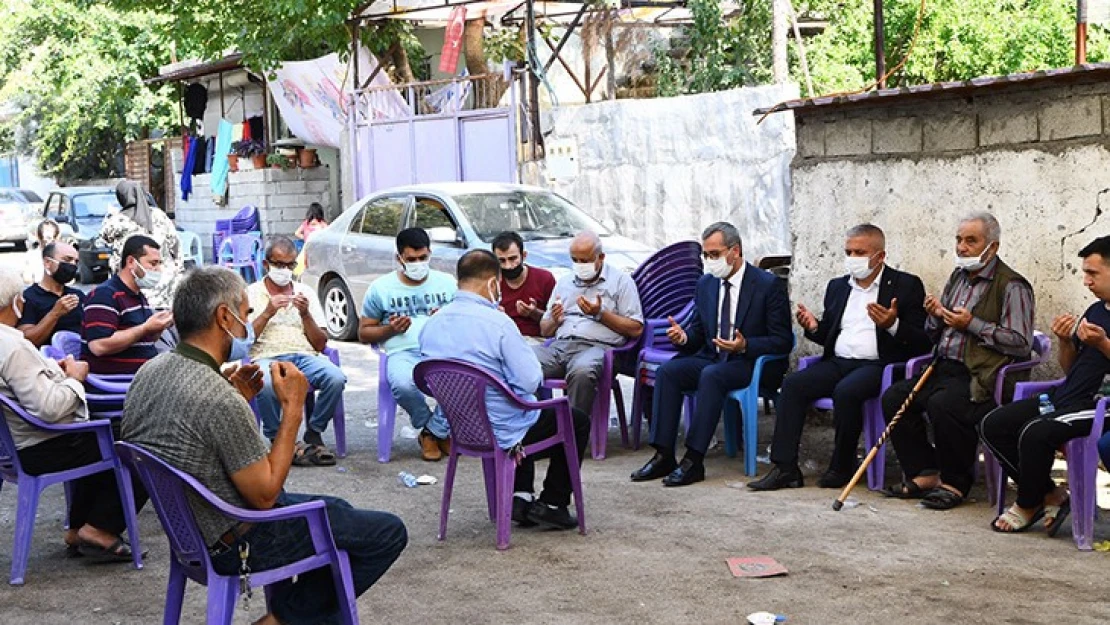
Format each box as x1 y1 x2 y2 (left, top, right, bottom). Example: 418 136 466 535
298 147 317 168
233 139 267 169
266 153 293 170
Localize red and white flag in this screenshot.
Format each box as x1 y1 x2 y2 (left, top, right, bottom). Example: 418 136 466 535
439 6 467 74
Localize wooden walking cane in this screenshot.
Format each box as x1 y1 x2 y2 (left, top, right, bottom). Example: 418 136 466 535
833 355 940 511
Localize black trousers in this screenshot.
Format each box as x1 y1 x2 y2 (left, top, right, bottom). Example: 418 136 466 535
770 357 884 472
17 432 147 535
649 354 755 457
513 407 589 507
979 397 1105 509
880 359 995 496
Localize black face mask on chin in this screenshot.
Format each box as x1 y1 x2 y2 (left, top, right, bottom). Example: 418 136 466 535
502 264 525 280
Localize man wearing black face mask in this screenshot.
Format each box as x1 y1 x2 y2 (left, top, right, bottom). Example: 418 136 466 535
18 241 86 348
492 231 556 340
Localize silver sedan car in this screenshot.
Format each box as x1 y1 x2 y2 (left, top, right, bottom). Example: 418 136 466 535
301 182 655 340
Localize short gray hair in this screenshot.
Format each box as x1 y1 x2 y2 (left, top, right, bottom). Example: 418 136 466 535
264 236 297 260
960 211 1001 243
845 223 886 250
701 222 742 253
572 230 603 256
0 269 22 309
173 267 247 340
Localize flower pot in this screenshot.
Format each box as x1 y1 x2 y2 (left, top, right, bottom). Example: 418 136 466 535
251 154 267 169
227 154 239 172
299 148 317 168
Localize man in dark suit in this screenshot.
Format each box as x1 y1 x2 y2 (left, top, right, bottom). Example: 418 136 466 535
631 222 793 487
748 224 931 491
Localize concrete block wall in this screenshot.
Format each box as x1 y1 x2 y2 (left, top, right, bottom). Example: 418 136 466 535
173 166 331 259
789 77 1110 373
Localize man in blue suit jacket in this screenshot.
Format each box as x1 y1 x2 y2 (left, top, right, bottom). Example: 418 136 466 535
749 224 931 491
631 222 793 486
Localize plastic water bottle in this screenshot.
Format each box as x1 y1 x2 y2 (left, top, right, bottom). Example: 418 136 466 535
398 472 418 488
1038 393 1055 416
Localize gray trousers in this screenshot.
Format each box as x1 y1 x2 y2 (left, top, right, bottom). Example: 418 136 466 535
533 339 608 416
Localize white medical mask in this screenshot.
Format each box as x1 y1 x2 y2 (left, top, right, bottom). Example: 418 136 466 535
487 279 501 306
954 250 988 272
133 263 162 290
225 311 256 362
573 261 599 282
402 259 430 282
844 255 876 280
268 267 294 287
11 298 21 320
704 256 733 279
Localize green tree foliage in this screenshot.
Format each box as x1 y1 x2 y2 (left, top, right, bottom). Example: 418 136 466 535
0 0 177 181
656 0 772 96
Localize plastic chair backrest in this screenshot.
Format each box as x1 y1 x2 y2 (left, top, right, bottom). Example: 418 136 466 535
631 241 703 320
414 359 534 453
51 330 82 359
219 234 262 265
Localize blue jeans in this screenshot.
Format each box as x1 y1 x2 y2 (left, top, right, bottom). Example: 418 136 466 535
386 348 449 439
256 353 347 440
1099 432 1110 470
211 493 407 625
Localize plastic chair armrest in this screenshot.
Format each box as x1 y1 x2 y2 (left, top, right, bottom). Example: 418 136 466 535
798 355 821 371
1012 378 1066 401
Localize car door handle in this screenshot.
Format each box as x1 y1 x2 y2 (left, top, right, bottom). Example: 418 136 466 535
342 245 355 253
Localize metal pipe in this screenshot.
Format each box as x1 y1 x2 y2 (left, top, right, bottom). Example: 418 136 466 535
873 0 886 88
1077 0 1089 64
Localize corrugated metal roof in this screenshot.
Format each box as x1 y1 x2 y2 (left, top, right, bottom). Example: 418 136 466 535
753 63 1110 116
146 54 247 84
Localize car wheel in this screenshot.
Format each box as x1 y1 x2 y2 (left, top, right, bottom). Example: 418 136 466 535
77 260 95 285
323 278 357 341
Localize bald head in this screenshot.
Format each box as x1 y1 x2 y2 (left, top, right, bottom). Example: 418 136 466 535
570 230 603 258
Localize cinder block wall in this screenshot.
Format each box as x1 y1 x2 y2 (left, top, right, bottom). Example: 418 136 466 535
791 77 1110 372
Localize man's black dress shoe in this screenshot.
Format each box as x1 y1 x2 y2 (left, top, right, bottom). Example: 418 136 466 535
631 453 677 482
747 464 804 491
816 469 853 489
662 459 705 487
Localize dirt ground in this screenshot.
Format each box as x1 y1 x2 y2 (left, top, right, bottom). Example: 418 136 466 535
2 341 1109 624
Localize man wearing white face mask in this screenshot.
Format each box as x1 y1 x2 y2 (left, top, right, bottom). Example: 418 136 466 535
82 234 174 375
749 224 930 491
880 211 1034 511
631 222 791 487
534 231 644 429
246 236 345 466
360 228 457 461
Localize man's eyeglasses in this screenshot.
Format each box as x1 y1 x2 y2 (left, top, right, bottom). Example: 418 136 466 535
701 250 728 260
267 259 298 270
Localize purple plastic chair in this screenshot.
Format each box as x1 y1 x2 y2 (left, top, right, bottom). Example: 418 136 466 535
905 331 1050 505
413 359 586 551
797 355 910 491
0 395 143 584
372 345 397 463
50 330 82 359
217 234 264 282
630 301 696 449
1010 379 1105 550
248 347 347 458
114 442 359 624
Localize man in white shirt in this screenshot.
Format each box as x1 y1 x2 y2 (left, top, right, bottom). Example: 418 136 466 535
249 237 346 466
749 224 931 491
0 268 145 562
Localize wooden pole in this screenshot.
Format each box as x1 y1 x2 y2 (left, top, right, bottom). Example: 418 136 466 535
873 0 887 88
772 0 788 83
525 0 543 158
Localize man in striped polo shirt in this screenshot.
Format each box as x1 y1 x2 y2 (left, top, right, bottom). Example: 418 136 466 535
82 235 174 375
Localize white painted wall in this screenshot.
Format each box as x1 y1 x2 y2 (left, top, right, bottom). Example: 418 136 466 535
523 84 798 260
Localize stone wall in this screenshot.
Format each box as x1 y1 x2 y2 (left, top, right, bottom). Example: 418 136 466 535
522 84 798 260
790 76 1110 366
173 166 331 258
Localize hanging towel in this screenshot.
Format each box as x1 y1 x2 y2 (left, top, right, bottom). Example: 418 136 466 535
211 119 233 199
181 137 197 200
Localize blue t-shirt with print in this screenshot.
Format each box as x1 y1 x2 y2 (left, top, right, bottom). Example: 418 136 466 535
361 270 457 354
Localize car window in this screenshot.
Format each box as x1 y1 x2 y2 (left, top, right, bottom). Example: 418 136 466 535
356 196 407 236
412 197 458 231
19 190 42 203
0 190 19 202
44 194 63 218
71 193 121 222
452 191 610 243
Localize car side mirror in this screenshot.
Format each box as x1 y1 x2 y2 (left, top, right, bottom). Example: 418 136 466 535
427 226 460 246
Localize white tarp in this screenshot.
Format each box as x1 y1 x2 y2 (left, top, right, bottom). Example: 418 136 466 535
267 50 406 148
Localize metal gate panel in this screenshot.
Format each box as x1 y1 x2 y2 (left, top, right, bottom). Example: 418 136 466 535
413 118 459 184
460 114 514 183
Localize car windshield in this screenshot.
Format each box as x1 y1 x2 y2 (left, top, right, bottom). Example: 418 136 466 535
452 191 610 243
0 190 22 203
72 193 121 222
18 190 42 203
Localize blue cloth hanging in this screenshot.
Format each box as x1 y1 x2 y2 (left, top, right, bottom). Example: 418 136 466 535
181 137 197 200
211 120 233 198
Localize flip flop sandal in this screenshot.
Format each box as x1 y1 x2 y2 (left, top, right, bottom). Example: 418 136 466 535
1045 498 1072 538
77 538 134 563
921 487 965 510
991 505 1045 533
65 543 83 559
882 481 930 499
292 442 315 467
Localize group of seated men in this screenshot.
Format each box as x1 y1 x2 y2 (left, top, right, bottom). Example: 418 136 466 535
4 208 1110 621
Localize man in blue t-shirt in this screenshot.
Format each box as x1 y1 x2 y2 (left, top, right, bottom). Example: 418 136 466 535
17 241 86 348
359 228 457 461
980 235 1110 534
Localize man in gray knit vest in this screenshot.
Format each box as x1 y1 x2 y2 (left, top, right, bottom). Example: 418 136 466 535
122 267 407 625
